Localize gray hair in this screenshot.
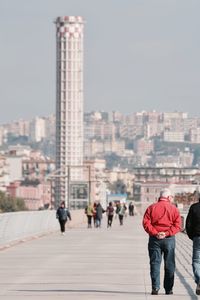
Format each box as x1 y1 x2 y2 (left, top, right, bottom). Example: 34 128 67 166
160 188 172 198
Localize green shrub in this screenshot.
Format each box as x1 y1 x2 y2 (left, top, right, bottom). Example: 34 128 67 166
0 191 27 212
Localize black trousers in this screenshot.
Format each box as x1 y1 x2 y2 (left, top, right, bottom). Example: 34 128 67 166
107 215 113 227
87 215 92 227
59 219 67 232
119 214 124 225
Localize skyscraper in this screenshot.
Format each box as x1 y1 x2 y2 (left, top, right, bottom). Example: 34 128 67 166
54 16 84 206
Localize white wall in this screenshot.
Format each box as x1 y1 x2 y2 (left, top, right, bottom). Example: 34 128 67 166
0 210 85 248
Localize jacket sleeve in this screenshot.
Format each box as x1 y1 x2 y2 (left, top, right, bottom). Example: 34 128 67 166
186 207 194 240
142 207 159 236
167 208 181 236
67 210 72 220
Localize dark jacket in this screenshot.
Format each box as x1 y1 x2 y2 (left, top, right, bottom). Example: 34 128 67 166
107 205 114 216
56 207 71 221
96 203 105 220
186 202 200 240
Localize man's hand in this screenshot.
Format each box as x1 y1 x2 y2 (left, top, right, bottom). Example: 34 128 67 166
156 232 166 239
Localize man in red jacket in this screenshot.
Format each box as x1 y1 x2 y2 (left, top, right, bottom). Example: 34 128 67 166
143 188 181 295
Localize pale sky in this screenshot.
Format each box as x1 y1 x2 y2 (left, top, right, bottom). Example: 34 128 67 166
0 0 200 123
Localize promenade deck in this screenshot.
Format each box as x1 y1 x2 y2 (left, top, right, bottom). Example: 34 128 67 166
0 215 197 299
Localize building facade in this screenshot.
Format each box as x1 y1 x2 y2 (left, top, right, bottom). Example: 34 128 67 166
54 16 84 205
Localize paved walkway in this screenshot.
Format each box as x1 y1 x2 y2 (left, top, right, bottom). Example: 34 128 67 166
0 215 197 299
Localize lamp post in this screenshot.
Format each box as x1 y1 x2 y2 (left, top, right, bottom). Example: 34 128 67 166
49 178 53 209
88 165 91 204
67 166 70 209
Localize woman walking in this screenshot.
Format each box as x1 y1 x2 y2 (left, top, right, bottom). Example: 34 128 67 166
85 203 94 228
107 202 114 228
56 201 71 235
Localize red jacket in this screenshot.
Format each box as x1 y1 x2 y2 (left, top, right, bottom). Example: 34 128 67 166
143 197 181 237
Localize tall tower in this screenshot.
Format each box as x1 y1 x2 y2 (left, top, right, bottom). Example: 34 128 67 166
55 16 84 206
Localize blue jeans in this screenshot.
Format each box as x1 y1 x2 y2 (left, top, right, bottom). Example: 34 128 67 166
95 218 101 228
192 237 200 284
148 236 175 292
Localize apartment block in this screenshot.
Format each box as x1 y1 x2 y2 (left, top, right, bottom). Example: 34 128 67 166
163 131 185 142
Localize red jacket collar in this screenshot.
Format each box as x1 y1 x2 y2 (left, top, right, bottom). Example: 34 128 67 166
158 197 170 202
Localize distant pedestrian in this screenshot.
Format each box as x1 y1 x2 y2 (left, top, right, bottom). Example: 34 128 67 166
95 202 105 228
143 188 181 295
93 202 97 227
118 203 127 225
56 201 71 235
186 196 200 295
128 202 134 216
106 202 114 228
115 202 120 218
85 203 93 228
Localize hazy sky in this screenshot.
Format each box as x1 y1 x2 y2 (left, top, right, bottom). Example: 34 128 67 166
0 0 200 123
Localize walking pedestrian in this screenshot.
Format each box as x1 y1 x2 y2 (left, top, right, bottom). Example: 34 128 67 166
186 195 200 295
95 202 105 228
85 203 93 228
143 188 181 295
106 202 114 228
115 202 120 219
93 202 97 227
56 201 71 235
128 202 134 216
118 203 127 225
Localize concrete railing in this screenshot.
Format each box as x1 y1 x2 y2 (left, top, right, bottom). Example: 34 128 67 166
0 209 86 248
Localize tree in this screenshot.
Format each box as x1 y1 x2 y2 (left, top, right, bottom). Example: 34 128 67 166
0 191 27 212
108 179 127 194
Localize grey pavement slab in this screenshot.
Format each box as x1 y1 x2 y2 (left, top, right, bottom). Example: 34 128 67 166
0 215 198 299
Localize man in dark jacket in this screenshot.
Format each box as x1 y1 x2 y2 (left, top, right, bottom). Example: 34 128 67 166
186 196 200 295
95 202 105 228
56 201 71 235
143 188 181 295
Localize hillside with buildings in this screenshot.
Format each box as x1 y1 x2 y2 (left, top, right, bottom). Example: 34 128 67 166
0 110 200 210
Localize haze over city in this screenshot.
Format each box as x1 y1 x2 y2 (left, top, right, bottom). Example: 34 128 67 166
1 3 200 297
1 0 200 123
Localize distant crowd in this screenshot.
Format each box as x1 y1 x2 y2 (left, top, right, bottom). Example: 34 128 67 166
56 200 135 235
84 201 135 228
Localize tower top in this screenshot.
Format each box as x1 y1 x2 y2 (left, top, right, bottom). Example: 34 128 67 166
55 16 84 24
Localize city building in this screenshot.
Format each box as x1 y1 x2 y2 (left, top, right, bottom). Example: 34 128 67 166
0 127 4 146
0 155 9 191
132 166 199 183
134 138 154 155
133 181 199 206
163 131 185 142
132 166 200 204
29 117 46 142
6 154 23 182
3 119 30 139
84 159 107 207
189 127 200 143
54 16 84 205
7 181 51 210
22 150 55 180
